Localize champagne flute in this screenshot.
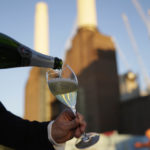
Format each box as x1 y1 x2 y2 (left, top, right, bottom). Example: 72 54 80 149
46 64 100 149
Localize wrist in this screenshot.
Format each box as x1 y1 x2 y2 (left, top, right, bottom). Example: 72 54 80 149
47 120 65 146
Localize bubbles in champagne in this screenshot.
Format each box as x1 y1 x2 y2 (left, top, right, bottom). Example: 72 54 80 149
48 78 78 109
48 78 78 95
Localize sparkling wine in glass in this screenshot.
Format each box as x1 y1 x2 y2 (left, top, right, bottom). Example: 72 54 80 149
46 65 78 114
46 65 100 149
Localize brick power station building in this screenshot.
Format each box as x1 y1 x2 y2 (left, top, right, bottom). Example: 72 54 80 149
24 0 150 135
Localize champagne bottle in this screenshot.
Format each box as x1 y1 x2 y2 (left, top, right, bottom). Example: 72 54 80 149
0 33 63 69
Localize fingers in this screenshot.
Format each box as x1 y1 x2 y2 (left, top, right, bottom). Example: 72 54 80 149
74 112 87 138
62 108 76 121
63 112 86 132
76 112 87 132
74 127 82 138
66 118 79 130
56 109 87 140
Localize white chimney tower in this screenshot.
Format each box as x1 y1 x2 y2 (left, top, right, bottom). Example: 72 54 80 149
77 0 98 29
34 2 49 55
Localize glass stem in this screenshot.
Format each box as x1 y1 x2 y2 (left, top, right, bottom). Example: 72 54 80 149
74 108 89 141
72 107 76 116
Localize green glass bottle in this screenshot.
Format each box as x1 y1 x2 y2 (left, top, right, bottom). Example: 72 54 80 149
0 33 63 69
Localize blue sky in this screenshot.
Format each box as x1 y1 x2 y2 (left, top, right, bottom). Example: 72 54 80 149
0 0 150 117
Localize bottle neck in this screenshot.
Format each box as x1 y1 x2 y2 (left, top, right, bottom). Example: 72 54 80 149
30 50 55 68
18 45 55 68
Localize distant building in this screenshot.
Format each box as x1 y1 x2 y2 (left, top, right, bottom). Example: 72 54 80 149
119 71 140 101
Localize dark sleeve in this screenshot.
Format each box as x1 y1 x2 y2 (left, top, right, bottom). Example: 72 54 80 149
0 102 55 150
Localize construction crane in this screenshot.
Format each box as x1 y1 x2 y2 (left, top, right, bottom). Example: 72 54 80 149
122 13 150 93
148 9 150 25
132 0 150 38
148 9 150 17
